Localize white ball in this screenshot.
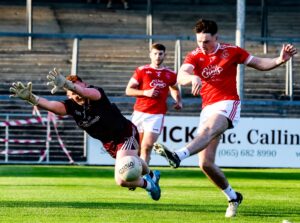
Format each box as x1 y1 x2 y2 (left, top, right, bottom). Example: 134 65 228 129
117 156 142 182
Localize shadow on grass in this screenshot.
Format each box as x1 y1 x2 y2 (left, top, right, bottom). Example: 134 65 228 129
0 200 224 216
0 166 300 180
0 166 115 178
0 200 299 218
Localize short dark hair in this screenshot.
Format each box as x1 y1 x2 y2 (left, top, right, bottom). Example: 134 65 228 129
193 19 218 35
151 43 166 52
66 75 83 83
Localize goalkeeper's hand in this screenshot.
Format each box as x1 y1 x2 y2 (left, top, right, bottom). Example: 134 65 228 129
9 81 39 106
46 68 75 94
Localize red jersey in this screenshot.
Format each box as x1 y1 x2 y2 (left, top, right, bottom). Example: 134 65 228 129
184 43 252 108
132 64 177 114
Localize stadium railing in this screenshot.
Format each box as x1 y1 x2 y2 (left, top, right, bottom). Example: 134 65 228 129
0 112 83 164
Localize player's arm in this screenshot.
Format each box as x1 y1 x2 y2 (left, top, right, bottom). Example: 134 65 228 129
247 44 297 71
177 64 194 85
169 85 182 110
36 98 67 116
9 81 67 116
178 64 202 96
125 78 143 96
68 83 101 101
125 77 159 98
47 68 101 101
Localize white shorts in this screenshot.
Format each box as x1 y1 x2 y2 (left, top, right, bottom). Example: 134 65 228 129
131 111 164 134
198 100 241 132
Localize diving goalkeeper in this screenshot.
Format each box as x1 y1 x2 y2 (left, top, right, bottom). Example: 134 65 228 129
9 68 161 201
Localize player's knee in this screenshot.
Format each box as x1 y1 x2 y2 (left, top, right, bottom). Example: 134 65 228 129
141 143 153 153
198 126 211 136
140 145 153 160
115 177 128 187
199 160 213 172
198 126 219 142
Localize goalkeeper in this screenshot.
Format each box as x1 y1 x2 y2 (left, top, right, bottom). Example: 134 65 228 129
9 68 161 201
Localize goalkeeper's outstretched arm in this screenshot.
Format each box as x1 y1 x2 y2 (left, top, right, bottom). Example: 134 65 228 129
9 81 67 116
10 68 101 115
47 68 100 101
35 97 67 116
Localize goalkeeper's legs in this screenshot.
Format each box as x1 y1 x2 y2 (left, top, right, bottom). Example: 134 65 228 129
114 149 161 201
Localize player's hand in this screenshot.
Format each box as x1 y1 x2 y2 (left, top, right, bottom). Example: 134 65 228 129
191 75 201 96
173 101 183 110
277 44 298 64
9 81 39 106
47 68 75 94
143 87 160 98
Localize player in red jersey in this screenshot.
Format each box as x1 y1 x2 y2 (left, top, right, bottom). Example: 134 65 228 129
154 19 297 217
126 43 182 164
9 68 161 201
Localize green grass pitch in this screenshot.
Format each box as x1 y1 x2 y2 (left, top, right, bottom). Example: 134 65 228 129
0 165 299 223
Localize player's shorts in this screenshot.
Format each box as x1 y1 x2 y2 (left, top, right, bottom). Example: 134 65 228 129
131 111 164 134
198 100 241 132
102 122 140 158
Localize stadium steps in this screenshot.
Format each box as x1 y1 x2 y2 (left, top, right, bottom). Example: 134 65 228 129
0 3 299 108
0 1 300 163
0 10 299 107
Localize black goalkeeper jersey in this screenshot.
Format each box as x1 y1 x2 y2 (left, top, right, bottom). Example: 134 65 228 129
64 87 130 143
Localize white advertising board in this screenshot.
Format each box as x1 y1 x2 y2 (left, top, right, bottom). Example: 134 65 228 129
87 117 300 167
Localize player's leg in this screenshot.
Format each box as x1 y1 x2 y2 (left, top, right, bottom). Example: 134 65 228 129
114 149 161 201
198 138 242 217
113 122 161 200
154 100 240 168
138 132 143 156
138 130 161 188
130 120 161 186
114 149 145 187
140 131 160 164
131 111 144 157
132 111 164 164
154 113 228 168
199 101 242 217
198 136 228 189
185 113 228 156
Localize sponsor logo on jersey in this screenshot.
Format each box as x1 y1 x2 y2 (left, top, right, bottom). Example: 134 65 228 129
202 65 223 79
150 79 167 88
75 110 81 116
78 116 100 128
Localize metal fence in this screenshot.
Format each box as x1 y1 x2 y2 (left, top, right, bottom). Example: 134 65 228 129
0 112 84 164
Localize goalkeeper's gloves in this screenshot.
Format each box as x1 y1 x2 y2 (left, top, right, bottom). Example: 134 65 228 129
9 82 39 106
46 68 75 94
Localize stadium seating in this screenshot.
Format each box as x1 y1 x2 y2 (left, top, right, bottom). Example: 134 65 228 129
0 0 299 162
